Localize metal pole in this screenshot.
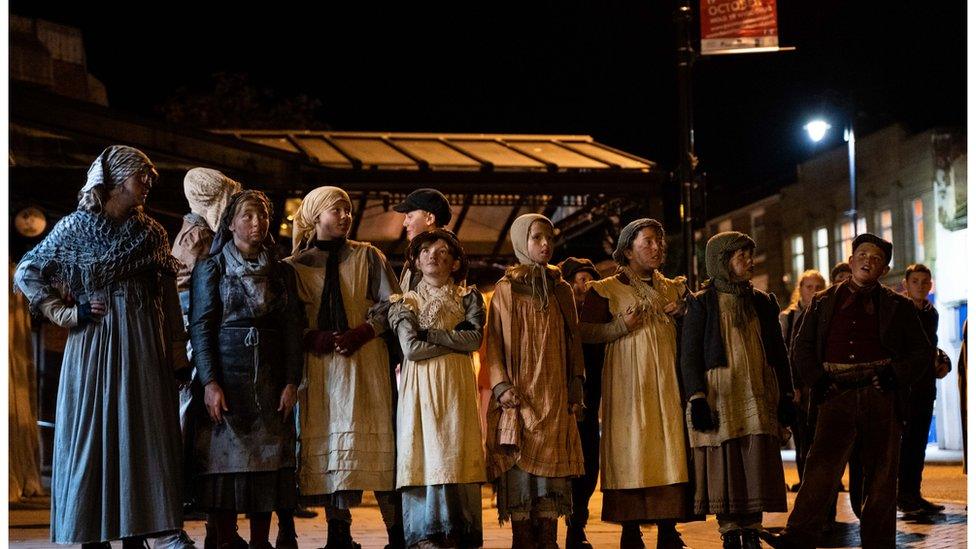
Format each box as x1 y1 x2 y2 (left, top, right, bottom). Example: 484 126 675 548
846 119 857 234
675 0 697 288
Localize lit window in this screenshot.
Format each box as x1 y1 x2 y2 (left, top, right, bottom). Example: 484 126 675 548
837 216 867 259
791 235 804 284
912 198 925 262
813 227 830 280
878 209 894 266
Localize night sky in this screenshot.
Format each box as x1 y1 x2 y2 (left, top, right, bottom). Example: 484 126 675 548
9 1 968 222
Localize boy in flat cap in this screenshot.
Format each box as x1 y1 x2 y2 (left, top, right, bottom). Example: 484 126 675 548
394 188 453 292
762 234 931 549
680 231 794 549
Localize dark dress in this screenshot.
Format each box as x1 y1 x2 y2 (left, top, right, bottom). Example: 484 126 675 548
189 242 304 512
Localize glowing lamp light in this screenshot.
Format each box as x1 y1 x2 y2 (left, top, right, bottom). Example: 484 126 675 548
804 119 831 142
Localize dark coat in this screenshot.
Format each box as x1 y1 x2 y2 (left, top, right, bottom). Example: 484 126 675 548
791 283 932 420
680 285 793 402
188 251 304 473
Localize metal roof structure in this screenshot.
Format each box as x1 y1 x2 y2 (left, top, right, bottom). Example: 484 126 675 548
9 83 666 267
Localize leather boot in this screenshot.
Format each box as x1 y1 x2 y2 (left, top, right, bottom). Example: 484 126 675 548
655 522 687 549
740 529 761 549
721 530 742 549
326 519 362 549
565 522 593 549
511 520 537 549
621 521 645 548
534 518 558 549
275 511 298 549
384 522 406 549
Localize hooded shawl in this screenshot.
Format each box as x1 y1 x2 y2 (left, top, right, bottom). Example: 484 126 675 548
18 147 179 306
507 213 559 310
184 167 242 232
704 231 756 327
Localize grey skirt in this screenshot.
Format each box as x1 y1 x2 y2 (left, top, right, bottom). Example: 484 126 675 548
692 434 787 515
402 483 483 548
494 466 573 523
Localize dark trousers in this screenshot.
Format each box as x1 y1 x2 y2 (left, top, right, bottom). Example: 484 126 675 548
569 413 600 528
796 389 839 523
898 390 936 501
786 386 902 547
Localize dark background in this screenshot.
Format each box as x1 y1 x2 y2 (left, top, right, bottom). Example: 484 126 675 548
9 1 968 222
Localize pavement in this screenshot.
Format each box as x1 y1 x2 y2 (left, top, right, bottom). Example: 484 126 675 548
9 459 967 548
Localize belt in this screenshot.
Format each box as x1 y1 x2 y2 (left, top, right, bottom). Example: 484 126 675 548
823 359 891 384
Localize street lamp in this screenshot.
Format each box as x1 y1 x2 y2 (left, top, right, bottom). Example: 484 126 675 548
805 115 858 235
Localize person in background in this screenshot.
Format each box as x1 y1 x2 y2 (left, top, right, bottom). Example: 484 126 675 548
580 219 696 549
898 263 951 515
483 213 585 549
557 257 603 549
829 262 852 286
394 188 453 291
779 270 826 492
15 146 190 549
680 231 794 549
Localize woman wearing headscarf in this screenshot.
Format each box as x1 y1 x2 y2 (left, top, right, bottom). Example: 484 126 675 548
483 213 585 548
285 186 402 549
14 145 189 548
188 190 303 549
679 232 794 549
388 229 486 548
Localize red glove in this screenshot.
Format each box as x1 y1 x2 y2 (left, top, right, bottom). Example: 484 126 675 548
303 330 337 354
334 323 375 357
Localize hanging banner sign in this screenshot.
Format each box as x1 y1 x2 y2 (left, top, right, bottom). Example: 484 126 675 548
700 0 779 55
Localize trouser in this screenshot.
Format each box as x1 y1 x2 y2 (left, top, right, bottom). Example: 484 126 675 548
799 389 839 523
568 413 600 528
898 389 936 501
786 386 901 548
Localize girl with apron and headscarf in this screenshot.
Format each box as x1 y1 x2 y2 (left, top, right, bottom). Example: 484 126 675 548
388 229 486 548
285 186 402 549
188 190 304 549
14 145 189 548
483 213 585 549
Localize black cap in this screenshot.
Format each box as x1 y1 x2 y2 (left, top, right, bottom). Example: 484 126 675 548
558 257 601 281
393 188 452 227
851 233 893 265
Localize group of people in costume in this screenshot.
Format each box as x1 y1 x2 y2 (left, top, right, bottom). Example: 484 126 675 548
15 145 944 549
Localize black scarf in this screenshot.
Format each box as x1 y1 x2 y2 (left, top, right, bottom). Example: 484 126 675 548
315 238 349 332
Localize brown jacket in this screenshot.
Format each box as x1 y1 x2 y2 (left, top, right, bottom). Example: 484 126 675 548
172 213 213 292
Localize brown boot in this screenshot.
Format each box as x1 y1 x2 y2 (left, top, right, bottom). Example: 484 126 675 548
511 520 537 549
534 518 559 549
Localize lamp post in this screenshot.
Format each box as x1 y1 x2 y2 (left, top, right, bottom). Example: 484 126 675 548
805 115 858 235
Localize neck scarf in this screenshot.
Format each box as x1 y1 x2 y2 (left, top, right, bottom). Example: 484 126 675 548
314 238 349 332
416 279 464 330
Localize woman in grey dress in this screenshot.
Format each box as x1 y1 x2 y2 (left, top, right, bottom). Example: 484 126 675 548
188 190 303 549
14 145 189 548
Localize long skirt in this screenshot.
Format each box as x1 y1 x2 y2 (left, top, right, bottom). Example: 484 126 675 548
494 466 573 523
200 469 297 513
602 483 694 523
402 484 483 548
51 289 183 543
692 434 787 515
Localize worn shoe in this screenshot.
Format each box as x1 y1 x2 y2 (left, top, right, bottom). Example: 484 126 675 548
757 529 814 549
917 497 946 514
655 523 687 549
740 529 761 549
620 522 645 548
720 530 742 549
324 519 362 549
383 522 406 549
275 528 298 549
246 542 273 549
565 524 593 549
294 504 319 519
153 530 197 549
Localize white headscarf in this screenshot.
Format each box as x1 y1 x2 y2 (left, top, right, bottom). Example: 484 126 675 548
184 168 243 231
292 186 351 253
509 213 552 265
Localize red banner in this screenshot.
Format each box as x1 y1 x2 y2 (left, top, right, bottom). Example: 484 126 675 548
700 0 779 55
